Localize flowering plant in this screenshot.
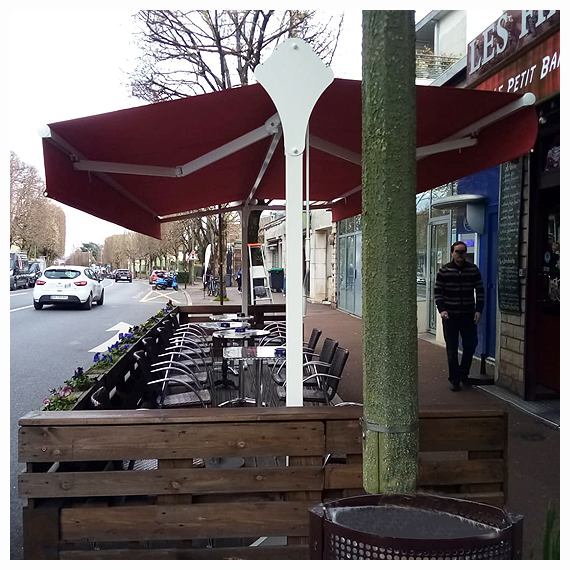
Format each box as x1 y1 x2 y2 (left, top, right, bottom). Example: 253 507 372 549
43 386 77 411
91 335 134 370
42 302 176 410
65 367 94 391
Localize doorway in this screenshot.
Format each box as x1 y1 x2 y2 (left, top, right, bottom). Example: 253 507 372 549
338 230 363 317
427 216 451 332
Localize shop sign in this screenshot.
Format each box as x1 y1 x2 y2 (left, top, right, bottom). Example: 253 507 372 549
466 10 559 87
475 32 560 101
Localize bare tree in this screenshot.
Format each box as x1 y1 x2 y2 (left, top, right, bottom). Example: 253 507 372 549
130 10 344 100
129 10 344 245
10 151 66 263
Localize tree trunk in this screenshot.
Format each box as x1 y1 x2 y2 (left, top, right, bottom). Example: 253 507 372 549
361 10 418 494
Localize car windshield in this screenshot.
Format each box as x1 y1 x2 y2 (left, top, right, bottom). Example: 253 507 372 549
44 269 82 279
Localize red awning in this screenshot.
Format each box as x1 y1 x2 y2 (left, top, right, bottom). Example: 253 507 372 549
42 79 537 239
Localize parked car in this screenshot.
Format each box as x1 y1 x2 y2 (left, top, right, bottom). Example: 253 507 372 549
27 262 43 287
33 265 104 310
149 269 165 285
115 269 132 283
10 252 29 290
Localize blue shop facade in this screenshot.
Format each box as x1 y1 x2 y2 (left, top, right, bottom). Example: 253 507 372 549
336 166 501 365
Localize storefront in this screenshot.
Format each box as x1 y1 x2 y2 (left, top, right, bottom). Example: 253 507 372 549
420 168 500 361
337 215 363 316
466 10 560 399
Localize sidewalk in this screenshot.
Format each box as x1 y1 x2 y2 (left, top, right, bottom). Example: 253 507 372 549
180 282 559 558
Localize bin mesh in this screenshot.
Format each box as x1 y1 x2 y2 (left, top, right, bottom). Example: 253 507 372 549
327 533 512 560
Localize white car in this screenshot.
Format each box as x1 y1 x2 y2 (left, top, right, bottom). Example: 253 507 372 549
33 265 104 310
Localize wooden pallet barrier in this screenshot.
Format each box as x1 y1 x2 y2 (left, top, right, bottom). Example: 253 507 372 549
18 405 507 559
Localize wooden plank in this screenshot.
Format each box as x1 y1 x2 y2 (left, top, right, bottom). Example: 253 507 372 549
157 459 194 505
418 459 505 485
60 544 309 560
18 405 363 426
25 461 501 499
325 420 361 454
23 505 60 560
420 491 505 508
324 463 362 490
419 417 506 452
19 421 325 462
60 501 315 541
20 466 325 498
18 405 504 427
286 456 322 547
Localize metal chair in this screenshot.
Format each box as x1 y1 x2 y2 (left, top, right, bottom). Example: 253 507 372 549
272 337 339 386
90 385 110 409
303 328 322 361
133 350 212 408
276 346 349 405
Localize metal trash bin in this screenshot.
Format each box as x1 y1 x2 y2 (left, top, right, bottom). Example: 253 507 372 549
269 268 284 292
309 494 523 560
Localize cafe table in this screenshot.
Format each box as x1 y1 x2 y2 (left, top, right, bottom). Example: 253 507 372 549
221 345 285 407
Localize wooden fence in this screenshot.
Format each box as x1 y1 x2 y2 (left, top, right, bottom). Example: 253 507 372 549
18 405 508 559
178 303 286 327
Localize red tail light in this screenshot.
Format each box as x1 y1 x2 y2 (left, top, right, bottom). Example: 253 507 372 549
35 280 46 285
74 281 88 286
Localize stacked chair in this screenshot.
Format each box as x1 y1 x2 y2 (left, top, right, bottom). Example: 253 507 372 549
271 330 349 405
133 315 216 409
271 334 334 387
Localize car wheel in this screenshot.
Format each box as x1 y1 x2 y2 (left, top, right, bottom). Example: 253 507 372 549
96 288 105 306
33 300 43 310
82 293 93 310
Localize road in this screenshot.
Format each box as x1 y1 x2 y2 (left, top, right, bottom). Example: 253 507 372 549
9 278 189 559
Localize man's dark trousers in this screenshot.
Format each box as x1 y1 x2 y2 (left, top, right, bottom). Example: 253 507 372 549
442 314 478 386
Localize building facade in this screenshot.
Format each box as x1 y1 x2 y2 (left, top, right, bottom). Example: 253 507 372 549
334 10 560 401
464 10 560 399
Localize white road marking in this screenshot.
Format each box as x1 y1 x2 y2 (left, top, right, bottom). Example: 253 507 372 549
10 305 34 312
88 321 133 353
140 289 180 304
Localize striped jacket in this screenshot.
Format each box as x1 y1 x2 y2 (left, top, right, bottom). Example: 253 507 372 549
434 260 484 317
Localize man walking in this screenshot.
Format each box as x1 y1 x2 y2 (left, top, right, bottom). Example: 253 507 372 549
434 241 485 391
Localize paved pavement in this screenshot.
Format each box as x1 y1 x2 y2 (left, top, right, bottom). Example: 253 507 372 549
180 282 560 559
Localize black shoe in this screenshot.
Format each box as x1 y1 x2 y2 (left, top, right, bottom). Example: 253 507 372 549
450 383 461 392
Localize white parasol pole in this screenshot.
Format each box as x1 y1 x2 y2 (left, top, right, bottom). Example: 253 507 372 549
255 39 333 406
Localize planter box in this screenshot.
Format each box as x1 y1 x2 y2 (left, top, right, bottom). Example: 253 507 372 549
42 308 179 412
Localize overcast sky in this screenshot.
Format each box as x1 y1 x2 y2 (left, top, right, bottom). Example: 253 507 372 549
7 7 501 256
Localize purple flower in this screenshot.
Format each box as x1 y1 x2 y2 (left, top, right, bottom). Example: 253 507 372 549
43 398 51 405
93 353 100 363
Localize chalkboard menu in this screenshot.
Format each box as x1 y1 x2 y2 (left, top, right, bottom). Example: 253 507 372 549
498 160 523 314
